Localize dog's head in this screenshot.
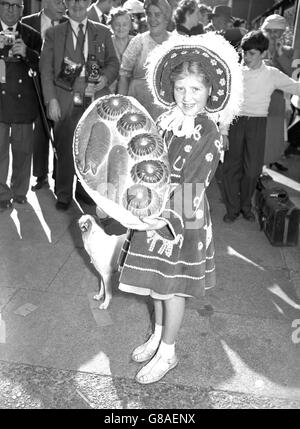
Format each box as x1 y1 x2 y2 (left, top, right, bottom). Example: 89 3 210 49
78 214 95 233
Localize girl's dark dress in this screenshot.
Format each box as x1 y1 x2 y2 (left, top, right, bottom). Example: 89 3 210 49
119 108 223 299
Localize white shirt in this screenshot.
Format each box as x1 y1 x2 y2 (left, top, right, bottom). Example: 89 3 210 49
41 11 59 40
241 62 300 117
219 62 300 135
69 17 88 76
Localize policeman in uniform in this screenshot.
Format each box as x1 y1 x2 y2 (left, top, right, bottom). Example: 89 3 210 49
0 0 42 211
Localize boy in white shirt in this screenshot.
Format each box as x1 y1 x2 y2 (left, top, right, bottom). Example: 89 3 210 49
221 30 300 223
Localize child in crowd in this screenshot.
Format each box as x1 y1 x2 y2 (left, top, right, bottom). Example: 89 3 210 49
114 33 242 384
221 30 300 223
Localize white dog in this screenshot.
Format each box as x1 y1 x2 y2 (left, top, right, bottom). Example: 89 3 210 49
78 214 125 309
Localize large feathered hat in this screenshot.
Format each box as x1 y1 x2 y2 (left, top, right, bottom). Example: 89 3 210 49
146 32 243 126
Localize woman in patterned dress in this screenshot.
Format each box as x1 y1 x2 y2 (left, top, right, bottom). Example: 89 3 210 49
117 0 172 120
117 33 243 384
108 8 134 94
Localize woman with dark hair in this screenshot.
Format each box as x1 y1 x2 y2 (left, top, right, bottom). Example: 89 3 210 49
118 0 172 120
173 0 203 36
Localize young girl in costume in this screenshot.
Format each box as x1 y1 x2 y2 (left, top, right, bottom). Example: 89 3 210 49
117 33 243 384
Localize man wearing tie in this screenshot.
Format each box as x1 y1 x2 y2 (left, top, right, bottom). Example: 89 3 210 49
40 0 119 211
87 0 114 25
22 0 67 191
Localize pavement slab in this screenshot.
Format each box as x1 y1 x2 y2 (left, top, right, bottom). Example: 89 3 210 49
46 248 99 296
206 312 300 400
0 187 87 248
0 288 17 313
213 216 286 271
281 247 300 280
0 206 71 246
0 289 151 379
206 258 300 322
0 242 74 291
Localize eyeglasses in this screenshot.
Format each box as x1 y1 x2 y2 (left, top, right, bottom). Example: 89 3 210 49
0 2 23 10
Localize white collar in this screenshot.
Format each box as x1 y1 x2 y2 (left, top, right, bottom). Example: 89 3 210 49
1 20 17 31
69 17 88 32
159 106 199 138
243 62 265 73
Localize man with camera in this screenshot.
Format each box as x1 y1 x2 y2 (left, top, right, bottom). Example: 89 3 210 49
0 0 42 211
40 0 119 211
22 0 68 192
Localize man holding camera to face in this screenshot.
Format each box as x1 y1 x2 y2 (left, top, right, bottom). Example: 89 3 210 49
0 0 42 211
40 0 119 210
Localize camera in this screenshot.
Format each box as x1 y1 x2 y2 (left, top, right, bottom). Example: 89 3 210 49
0 30 18 49
63 58 80 76
55 57 83 91
86 55 102 83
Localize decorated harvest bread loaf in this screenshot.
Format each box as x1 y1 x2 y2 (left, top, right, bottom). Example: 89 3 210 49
73 95 170 222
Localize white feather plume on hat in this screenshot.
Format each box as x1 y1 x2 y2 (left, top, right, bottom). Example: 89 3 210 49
146 32 243 127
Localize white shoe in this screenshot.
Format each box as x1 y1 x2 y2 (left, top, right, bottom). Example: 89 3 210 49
135 352 178 384
131 334 160 363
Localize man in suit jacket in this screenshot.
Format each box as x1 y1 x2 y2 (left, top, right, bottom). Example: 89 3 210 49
22 0 67 191
22 0 66 38
0 0 42 211
87 0 114 24
40 0 119 211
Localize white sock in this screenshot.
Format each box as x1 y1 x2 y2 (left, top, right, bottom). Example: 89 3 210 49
158 341 175 359
153 323 163 341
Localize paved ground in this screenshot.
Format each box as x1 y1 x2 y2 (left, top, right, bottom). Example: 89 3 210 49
0 153 300 409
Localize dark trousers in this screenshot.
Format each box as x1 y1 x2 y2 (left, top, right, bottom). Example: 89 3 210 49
0 122 34 200
222 116 267 216
53 106 85 204
32 114 50 179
